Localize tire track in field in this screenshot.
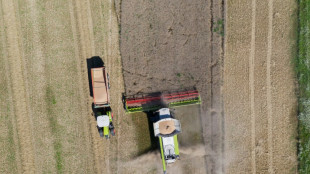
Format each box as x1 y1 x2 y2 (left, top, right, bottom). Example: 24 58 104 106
107 1 114 173
68 0 101 173
102 1 120 173
1 0 35 173
24 0 57 172
85 0 96 56
250 0 256 173
0 2 22 173
83 0 110 172
107 1 124 173
266 0 274 173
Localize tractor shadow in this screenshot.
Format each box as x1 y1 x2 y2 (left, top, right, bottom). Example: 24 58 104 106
91 103 101 137
86 56 104 97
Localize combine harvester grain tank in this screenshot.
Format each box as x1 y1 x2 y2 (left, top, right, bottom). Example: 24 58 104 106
124 89 201 173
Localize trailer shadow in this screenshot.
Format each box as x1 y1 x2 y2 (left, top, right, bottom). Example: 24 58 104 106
86 56 104 97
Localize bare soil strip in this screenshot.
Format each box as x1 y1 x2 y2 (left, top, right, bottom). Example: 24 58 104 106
205 0 225 173
119 0 224 173
1 0 36 173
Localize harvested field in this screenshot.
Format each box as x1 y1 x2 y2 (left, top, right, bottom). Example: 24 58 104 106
0 0 123 173
119 0 224 173
0 0 299 173
224 0 298 173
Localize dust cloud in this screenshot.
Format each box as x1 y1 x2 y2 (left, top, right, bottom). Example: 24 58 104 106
118 145 213 174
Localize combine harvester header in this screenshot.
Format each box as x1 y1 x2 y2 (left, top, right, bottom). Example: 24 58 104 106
124 89 201 113
124 88 201 174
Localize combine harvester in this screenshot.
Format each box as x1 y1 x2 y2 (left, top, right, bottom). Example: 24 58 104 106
124 89 200 173
91 67 115 139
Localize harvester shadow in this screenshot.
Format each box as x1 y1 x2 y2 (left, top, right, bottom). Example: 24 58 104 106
135 111 160 156
86 56 104 97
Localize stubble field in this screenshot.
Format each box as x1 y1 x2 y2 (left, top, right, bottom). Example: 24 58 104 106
0 0 122 173
0 0 299 174
224 0 298 173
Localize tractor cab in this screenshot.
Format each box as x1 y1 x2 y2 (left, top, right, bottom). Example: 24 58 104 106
97 115 110 127
95 109 115 139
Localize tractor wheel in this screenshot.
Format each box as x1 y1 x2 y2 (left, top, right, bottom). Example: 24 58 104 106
111 129 115 136
98 127 104 137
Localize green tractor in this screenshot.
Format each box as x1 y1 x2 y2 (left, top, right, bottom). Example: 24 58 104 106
96 108 115 139
91 67 115 139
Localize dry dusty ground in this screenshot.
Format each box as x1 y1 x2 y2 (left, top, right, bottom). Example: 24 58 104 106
119 0 224 173
224 0 298 173
0 0 123 173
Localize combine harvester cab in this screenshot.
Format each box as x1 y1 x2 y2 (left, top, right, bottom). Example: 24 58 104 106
154 108 181 174
91 67 115 139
